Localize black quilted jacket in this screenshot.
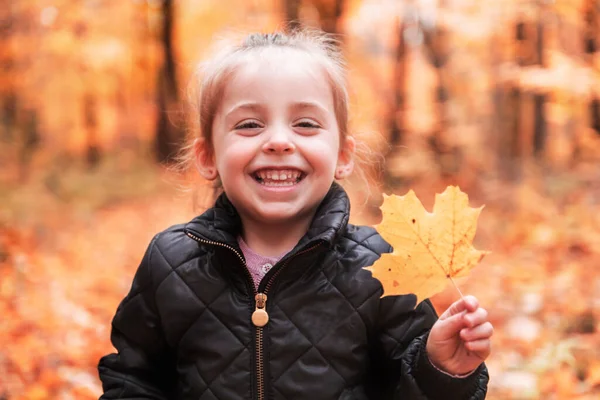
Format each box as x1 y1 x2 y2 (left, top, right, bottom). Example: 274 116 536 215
98 184 488 399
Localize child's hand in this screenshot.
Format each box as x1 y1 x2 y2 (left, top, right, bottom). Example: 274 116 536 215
426 295 493 376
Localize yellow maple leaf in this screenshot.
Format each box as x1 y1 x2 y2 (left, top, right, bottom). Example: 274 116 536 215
365 186 489 303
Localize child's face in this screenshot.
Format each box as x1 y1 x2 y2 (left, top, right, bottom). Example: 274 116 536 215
201 48 353 228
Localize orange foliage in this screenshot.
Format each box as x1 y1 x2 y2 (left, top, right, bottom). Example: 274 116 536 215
2 0 600 399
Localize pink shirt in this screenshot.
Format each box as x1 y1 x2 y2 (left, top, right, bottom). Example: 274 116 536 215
237 237 289 289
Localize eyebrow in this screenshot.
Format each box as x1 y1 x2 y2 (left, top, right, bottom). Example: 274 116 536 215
289 101 328 114
224 102 263 118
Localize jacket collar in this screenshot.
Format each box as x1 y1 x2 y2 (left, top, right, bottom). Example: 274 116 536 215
184 182 350 253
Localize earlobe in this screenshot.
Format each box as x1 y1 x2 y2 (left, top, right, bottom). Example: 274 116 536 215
335 164 353 180
335 136 356 180
194 138 219 181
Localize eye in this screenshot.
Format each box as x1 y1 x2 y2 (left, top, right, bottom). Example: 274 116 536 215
235 120 263 130
294 120 321 129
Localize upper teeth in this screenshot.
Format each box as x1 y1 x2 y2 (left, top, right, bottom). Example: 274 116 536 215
256 169 301 181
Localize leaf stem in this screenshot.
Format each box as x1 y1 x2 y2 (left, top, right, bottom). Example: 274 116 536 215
448 276 465 301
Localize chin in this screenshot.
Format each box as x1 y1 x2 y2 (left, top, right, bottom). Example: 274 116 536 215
250 204 311 224
255 211 301 224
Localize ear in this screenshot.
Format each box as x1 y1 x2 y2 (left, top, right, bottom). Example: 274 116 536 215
194 138 219 181
335 136 355 180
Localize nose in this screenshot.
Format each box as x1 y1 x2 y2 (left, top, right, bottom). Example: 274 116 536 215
262 127 296 154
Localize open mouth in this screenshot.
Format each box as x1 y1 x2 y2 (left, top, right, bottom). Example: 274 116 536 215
252 169 305 187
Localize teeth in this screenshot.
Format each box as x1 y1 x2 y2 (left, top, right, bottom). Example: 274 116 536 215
261 181 295 187
254 169 303 185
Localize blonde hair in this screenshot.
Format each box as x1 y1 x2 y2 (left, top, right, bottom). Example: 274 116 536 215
178 28 378 206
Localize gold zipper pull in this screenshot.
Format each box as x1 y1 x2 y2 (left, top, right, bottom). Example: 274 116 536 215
252 293 269 327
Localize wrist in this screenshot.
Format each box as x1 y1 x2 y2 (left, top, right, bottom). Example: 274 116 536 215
426 338 477 376
427 355 477 378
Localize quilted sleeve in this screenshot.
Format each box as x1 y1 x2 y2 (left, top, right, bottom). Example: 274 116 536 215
375 295 489 400
98 235 176 399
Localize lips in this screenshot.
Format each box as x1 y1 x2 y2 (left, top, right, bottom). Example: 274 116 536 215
252 168 305 186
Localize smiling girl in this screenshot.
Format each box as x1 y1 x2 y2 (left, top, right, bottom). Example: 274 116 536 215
98 29 491 400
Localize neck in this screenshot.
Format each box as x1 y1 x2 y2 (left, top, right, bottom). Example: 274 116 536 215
240 215 314 258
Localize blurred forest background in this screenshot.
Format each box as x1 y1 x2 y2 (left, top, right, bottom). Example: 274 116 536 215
1 0 600 399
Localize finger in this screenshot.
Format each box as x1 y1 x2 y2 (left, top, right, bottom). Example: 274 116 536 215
439 295 479 320
463 307 489 328
460 322 494 342
464 339 491 357
435 310 469 337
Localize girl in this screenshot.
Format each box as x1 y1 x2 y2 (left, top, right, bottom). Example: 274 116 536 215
98 29 491 399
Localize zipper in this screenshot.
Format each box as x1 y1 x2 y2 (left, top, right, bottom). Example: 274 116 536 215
186 230 322 400
185 231 254 290
252 240 323 400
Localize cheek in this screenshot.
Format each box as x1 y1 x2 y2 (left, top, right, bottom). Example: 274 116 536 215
303 137 340 173
213 138 256 174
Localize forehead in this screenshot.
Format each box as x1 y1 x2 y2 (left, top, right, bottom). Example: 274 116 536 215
221 47 334 106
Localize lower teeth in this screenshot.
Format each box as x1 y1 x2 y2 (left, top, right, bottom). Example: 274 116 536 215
261 181 296 186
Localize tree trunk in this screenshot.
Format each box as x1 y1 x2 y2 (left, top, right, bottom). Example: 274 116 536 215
83 93 100 168
389 17 406 146
155 0 183 164
502 86 522 180
536 19 545 66
283 0 301 31
1 4 17 141
421 23 455 174
591 98 600 136
315 0 345 35
516 17 544 67
18 108 40 182
2 93 17 141
584 2 599 137
583 0 598 56
533 93 547 156
381 17 409 190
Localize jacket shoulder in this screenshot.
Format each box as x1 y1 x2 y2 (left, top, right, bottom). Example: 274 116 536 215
149 223 205 271
319 224 391 329
340 224 392 257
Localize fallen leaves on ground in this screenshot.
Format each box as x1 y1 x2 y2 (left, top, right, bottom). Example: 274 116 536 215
0 181 197 399
1 170 600 399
